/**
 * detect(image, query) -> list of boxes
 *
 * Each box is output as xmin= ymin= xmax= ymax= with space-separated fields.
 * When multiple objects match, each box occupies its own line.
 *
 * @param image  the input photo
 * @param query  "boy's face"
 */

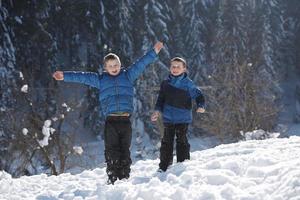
xmin=170 ymin=61 xmax=186 ymax=76
xmin=105 ymin=59 xmax=121 ymax=76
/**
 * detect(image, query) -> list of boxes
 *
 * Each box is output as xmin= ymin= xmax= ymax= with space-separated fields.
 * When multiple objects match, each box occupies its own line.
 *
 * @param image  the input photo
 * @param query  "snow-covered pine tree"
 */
xmin=0 ymin=2 xmax=18 ymax=172
xmin=283 ymin=0 xmax=300 ymax=122
xmin=134 ymin=0 xmax=171 ymax=140
xmin=2 ymin=0 xmax=95 ymax=176
xmin=200 ymin=0 xmax=278 ymax=140
xmin=259 ymin=0 xmax=285 ymax=78
xmin=180 ymin=0 xmax=212 ymax=81
xmin=283 ymin=0 xmax=300 ymax=73
xmin=2 ymin=0 xmax=300 ymax=175
xmin=179 ymin=0 xmax=218 ymax=135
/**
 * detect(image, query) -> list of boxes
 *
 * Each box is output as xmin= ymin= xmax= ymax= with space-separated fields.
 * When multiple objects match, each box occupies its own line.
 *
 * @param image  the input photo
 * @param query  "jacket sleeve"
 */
xmin=63 ymin=71 xmax=100 ymax=89
xmin=154 ymin=82 xmax=165 ymax=112
xmin=126 ymin=49 xmax=158 ymax=82
xmin=189 ymin=83 xmax=205 ymax=109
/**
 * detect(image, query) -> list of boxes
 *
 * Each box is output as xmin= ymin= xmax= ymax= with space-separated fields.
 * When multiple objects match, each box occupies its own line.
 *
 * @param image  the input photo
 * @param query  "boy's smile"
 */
xmin=170 ymin=61 xmax=186 ymax=76
xmin=105 ymin=59 xmax=121 ymax=76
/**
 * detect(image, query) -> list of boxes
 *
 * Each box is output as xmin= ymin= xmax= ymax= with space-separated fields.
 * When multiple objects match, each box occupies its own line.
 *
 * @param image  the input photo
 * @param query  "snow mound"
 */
xmin=1 ymin=136 xmax=300 ymax=200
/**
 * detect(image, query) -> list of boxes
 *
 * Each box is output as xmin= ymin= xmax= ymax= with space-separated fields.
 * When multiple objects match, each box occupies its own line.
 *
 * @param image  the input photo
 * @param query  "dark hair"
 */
xmin=103 ymin=53 xmax=120 ymax=64
xmin=170 ymin=57 xmax=187 ymax=68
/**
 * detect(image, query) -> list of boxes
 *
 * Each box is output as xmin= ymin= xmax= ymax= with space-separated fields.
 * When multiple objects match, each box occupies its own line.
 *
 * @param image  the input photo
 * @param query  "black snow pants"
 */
xmin=104 ymin=116 xmax=132 ymax=184
xmin=159 ymin=123 xmax=190 ymax=171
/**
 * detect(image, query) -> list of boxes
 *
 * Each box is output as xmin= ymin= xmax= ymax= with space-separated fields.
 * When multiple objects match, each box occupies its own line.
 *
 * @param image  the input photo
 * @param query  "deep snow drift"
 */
xmin=1 ymin=136 xmax=300 ymax=200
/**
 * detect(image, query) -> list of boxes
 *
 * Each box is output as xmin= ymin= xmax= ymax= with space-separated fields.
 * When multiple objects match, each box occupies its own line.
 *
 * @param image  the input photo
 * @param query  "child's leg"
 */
xmin=159 ymin=124 xmax=176 ymax=171
xmin=118 ymin=117 xmax=132 ymax=180
xmin=104 ymin=117 xmax=121 ymax=184
xmin=175 ymin=124 xmax=190 ymax=162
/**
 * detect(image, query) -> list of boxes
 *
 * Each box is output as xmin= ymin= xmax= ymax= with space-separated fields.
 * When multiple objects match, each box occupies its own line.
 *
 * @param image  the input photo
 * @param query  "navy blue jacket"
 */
xmin=155 ymin=73 xmax=205 ymax=124
xmin=63 ymin=49 xmax=158 ymax=118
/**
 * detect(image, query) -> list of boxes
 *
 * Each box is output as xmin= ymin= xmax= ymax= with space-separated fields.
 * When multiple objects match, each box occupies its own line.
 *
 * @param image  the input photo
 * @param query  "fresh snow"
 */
xmin=1 ymin=136 xmax=300 ymax=200
xmin=19 ymin=72 xmax=24 ymax=80
xmin=14 ymin=16 xmax=22 ymax=24
xmin=22 ymin=128 xmax=28 ymax=136
xmin=73 ymin=146 xmax=84 ymax=155
xmin=240 ymin=129 xmax=280 ymax=140
xmin=38 ymin=120 xmax=55 ymax=147
xmin=20 ymin=84 xmax=28 ymax=93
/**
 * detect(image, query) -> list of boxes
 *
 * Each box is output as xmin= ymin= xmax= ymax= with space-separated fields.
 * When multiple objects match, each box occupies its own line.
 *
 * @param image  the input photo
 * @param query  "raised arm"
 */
xmin=127 ymin=41 xmax=163 ymax=82
xmin=151 ymin=82 xmax=165 ymax=122
xmin=53 ymin=71 xmax=100 ymax=89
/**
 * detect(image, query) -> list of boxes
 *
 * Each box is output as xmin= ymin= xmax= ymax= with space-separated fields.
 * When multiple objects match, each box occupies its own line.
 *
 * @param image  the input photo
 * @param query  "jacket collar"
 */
xmin=102 ymin=67 xmax=125 ymax=77
xmin=168 ymin=72 xmax=187 ymax=80
xmin=168 ymin=73 xmax=187 ymax=86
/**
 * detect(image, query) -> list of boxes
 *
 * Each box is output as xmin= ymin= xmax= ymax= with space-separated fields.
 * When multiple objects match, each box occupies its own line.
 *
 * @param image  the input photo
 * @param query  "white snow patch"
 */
xmin=1 ymin=136 xmax=300 ymax=200
xmin=14 ymin=16 xmax=22 ymax=24
xmin=21 ymin=84 xmax=28 ymax=93
xmin=38 ymin=120 xmax=55 ymax=147
xmin=73 ymin=146 xmax=84 ymax=155
xmin=22 ymin=128 xmax=28 ymax=136
xmin=241 ymin=129 xmax=280 ymax=140
xmin=19 ymin=71 xmax=24 ymax=80
xmin=62 ymin=103 xmax=71 ymax=112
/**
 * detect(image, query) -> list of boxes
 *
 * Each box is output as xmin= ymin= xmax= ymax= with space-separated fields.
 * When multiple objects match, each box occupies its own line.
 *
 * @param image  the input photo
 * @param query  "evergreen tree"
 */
xmin=1 ymin=0 xmax=300 ymax=175
xmin=0 ymin=2 xmax=18 ymax=171
xmin=200 ymin=0 xmax=278 ymax=140
xmin=258 ymin=0 xmax=285 ymax=77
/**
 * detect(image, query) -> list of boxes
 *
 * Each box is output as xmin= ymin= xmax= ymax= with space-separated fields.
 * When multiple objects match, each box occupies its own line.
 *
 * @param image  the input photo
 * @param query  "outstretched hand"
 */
xmin=196 ymin=108 xmax=205 ymax=113
xmin=151 ymin=111 xmax=160 ymax=122
xmin=154 ymin=41 xmax=164 ymax=54
xmin=53 ymin=71 xmax=64 ymax=81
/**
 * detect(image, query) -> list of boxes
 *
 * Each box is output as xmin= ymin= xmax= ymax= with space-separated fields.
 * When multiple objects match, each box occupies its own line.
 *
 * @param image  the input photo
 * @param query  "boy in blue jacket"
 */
xmin=151 ymin=57 xmax=205 ymax=172
xmin=53 ymin=42 xmax=163 ymax=184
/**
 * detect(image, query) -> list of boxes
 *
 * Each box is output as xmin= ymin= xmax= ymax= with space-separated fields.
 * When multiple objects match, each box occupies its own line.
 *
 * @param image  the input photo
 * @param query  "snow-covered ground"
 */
xmin=65 ymin=132 xmax=220 ymax=175
xmin=1 ymin=135 xmax=300 ymax=200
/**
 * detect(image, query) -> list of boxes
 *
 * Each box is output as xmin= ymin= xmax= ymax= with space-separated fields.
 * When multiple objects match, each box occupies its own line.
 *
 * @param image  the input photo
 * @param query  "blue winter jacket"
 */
xmin=155 ymin=73 xmax=205 ymax=124
xmin=63 ymin=49 xmax=158 ymax=118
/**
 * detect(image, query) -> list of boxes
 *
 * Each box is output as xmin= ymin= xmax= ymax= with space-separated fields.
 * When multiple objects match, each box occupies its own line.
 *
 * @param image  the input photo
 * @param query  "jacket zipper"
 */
xmin=114 ymin=77 xmax=119 ymax=111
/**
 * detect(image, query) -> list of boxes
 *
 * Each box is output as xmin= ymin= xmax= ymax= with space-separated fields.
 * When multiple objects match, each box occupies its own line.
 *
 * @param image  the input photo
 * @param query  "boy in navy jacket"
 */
xmin=151 ymin=57 xmax=205 ymax=172
xmin=53 ymin=42 xmax=163 ymax=184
